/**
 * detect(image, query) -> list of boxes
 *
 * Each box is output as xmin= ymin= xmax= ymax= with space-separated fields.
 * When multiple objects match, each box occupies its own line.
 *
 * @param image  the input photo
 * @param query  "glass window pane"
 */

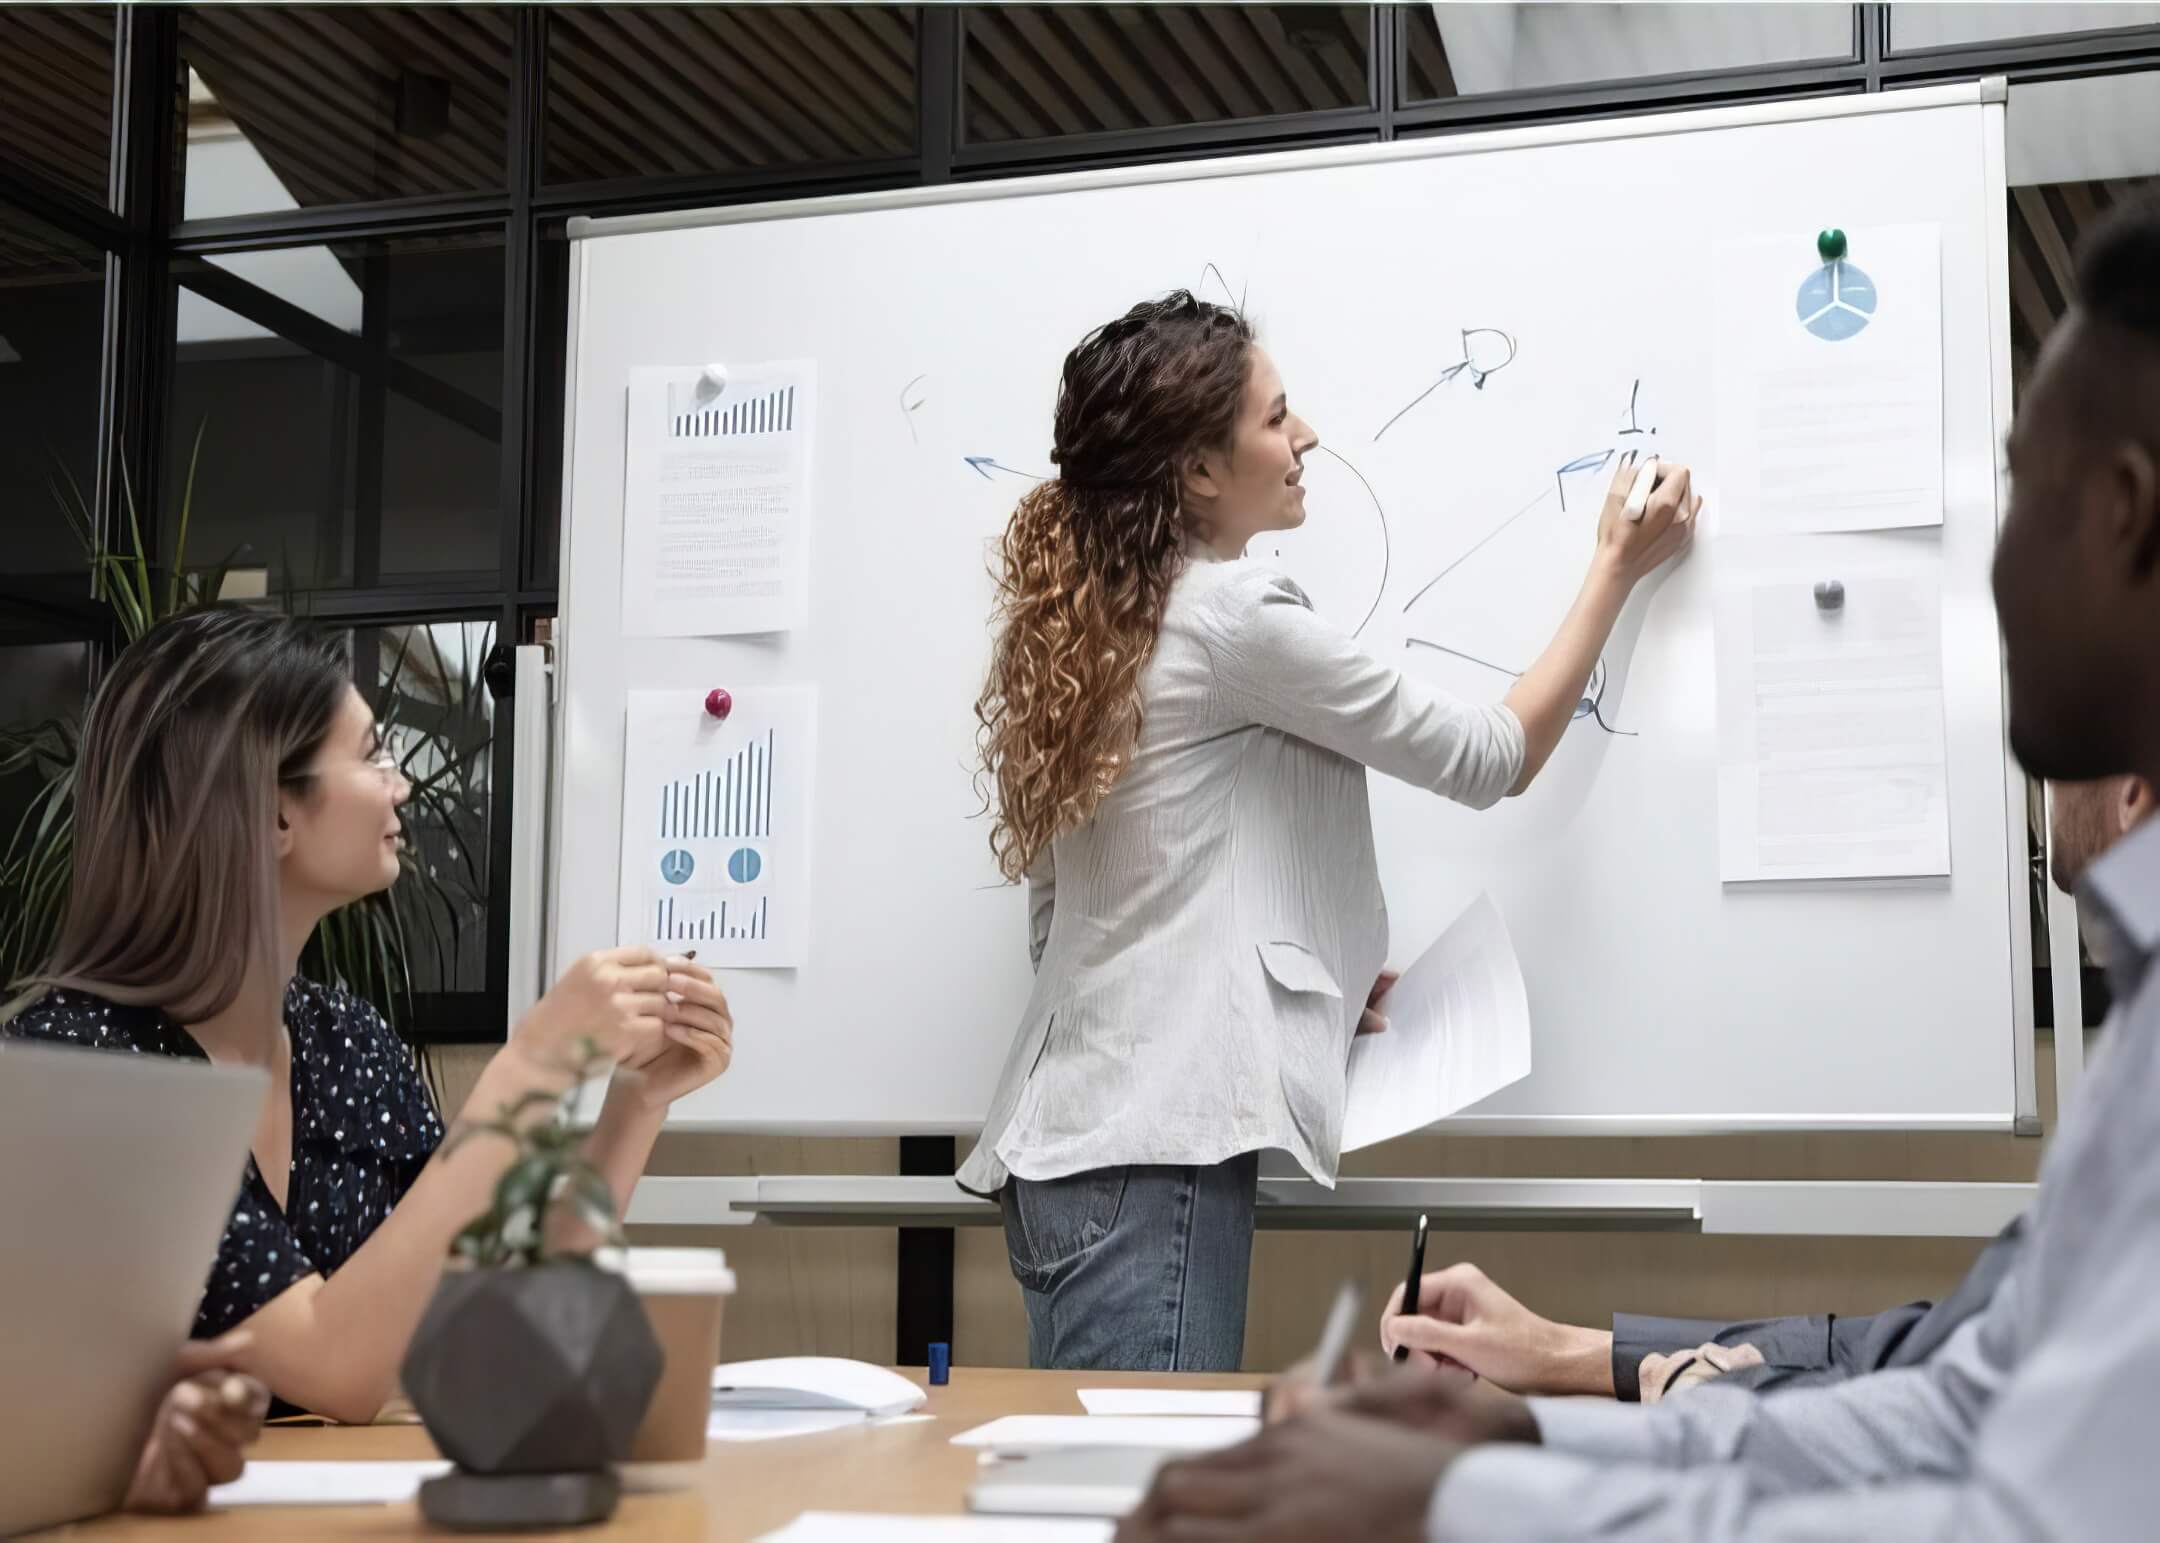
xmin=545 ymin=6 xmax=916 ymax=183
xmin=1893 ymin=4 xmax=2160 ymax=51
xmin=1402 ymin=3 xmax=1852 ymax=103
xmin=964 ymin=6 xmax=1371 ymax=145
xmin=180 ymin=6 xmax=510 ymax=216
xmin=2009 ymin=71 xmax=2160 ymax=189
xmin=361 ymin=619 xmax=496 ymax=1001
xmin=168 ymin=234 xmax=505 ymax=594
xmin=0 ymin=198 xmax=106 ymax=591
xmin=0 ymin=6 xmax=115 ymax=209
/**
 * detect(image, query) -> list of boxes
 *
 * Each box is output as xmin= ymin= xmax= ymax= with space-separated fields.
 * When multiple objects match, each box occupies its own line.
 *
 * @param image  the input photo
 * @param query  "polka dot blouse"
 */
xmin=4 ymin=979 xmax=445 ymax=1339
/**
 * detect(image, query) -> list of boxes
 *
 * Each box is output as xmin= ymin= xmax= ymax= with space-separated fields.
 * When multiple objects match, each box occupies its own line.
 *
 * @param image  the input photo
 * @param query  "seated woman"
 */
xmin=1 ymin=608 xmax=734 ymax=1423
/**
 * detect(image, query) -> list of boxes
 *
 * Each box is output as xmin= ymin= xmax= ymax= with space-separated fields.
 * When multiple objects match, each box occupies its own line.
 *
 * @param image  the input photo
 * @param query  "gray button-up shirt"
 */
xmin=1431 ymin=815 xmax=2160 ymax=1540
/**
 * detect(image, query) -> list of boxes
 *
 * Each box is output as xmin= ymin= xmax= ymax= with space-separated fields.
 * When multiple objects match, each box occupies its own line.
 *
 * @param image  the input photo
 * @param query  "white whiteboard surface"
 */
xmin=555 ymin=83 xmax=2024 ymax=1135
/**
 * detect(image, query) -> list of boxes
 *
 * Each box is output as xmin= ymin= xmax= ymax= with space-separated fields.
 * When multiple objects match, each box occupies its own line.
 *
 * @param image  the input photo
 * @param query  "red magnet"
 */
xmin=704 ymin=688 xmax=732 ymax=721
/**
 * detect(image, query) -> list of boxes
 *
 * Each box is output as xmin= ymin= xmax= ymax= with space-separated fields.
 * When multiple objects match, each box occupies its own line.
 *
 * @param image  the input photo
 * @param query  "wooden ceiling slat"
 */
xmin=967 ymin=10 xmax=1093 ymax=138
xmin=769 ymin=8 xmax=913 ymax=144
xmin=710 ymin=12 xmax=894 ymax=156
xmin=635 ymin=9 xmax=848 ymax=162
xmin=185 ymin=19 xmax=447 ymax=202
xmin=1308 ymin=8 xmax=1373 ymax=103
xmin=1244 ymin=8 xmax=1344 ymax=113
xmin=549 ymin=52 xmax=754 ymax=177
xmin=187 ymin=10 xmax=482 ymax=200
xmin=954 ymin=34 xmax=1043 ymax=144
xmin=834 ymin=4 xmax=919 ymax=94
xmin=1006 ymin=8 xmax=1144 ymax=133
xmin=640 ymin=9 xmax=860 ymax=161
xmin=1110 ymin=8 xmax=1225 ymax=124
xmin=1194 ymin=8 xmax=1308 ymax=117
xmin=552 ymin=15 xmax=802 ymax=173
xmin=1155 ymin=9 xmax=1262 ymax=121
xmin=2016 ymin=186 xmax=2081 ymax=303
xmin=4 ymin=9 xmax=116 ymax=92
xmin=273 ymin=7 xmax=496 ymax=188
xmin=1403 ymin=11 xmax=1456 ymax=101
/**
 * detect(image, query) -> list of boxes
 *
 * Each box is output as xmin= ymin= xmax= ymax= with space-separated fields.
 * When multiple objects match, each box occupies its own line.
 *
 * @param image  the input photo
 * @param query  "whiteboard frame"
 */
xmin=552 ymin=79 xmax=2033 ymax=1138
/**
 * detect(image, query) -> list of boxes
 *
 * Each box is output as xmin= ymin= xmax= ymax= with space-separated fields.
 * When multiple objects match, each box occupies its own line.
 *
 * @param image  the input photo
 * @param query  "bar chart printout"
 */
xmin=617 ymin=686 xmax=815 ymax=967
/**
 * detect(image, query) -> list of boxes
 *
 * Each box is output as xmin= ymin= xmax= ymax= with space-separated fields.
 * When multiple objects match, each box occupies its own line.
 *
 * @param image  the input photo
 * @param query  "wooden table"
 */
xmin=57 ymin=1369 xmax=1267 ymax=1541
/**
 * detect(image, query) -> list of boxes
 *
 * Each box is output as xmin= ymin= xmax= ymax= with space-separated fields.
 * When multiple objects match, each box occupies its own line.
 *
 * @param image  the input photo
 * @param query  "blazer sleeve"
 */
xmin=1200 ymin=566 xmax=1526 ymax=809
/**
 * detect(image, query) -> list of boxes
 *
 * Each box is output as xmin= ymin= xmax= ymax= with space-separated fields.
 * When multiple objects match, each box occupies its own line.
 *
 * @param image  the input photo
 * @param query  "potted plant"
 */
xmin=1 ymin=433 xmax=466 ymax=1028
xmin=401 ymin=1046 xmax=663 ymax=1530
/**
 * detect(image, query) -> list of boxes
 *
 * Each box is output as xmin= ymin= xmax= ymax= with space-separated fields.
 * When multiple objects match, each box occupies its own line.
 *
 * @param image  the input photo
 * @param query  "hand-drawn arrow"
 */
xmin=965 ymin=456 xmax=1047 ymax=481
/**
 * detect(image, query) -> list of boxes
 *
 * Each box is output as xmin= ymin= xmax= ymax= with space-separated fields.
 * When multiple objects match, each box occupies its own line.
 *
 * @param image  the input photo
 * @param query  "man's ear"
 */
xmin=2120 ymin=775 xmax=2154 ymax=835
xmin=2103 ymin=440 xmax=2160 ymax=581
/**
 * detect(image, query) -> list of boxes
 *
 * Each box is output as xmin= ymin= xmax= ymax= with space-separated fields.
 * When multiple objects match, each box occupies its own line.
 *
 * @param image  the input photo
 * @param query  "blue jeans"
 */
xmin=1000 ymin=1151 xmax=1260 ymax=1371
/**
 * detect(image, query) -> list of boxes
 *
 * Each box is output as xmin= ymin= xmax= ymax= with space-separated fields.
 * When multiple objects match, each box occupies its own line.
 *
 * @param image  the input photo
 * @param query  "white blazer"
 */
xmin=958 ymin=555 xmax=1525 ymax=1194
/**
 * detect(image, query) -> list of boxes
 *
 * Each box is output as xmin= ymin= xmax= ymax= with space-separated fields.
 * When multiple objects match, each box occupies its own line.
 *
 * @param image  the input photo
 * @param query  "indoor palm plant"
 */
xmin=0 ymin=432 xmax=471 ymax=1027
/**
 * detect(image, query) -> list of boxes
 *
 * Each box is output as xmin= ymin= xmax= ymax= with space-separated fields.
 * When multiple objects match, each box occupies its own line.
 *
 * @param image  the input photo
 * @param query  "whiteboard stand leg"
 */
xmin=2043 ymin=784 xmax=2088 ymax=1125
xmin=507 ymin=642 xmax=555 ymax=1034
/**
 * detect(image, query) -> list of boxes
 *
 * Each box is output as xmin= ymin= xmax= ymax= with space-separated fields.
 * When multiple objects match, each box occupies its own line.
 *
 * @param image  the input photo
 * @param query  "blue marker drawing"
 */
xmin=965 ymin=456 xmax=1047 ymax=481
xmin=1374 ymin=327 xmax=1518 ymax=442
xmin=1397 ymin=377 xmax=1661 ymax=736
xmin=1406 ymin=639 xmax=1631 ymax=736
xmin=660 ymin=849 xmax=695 ymax=885
xmin=900 ymin=374 xmax=928 ymax=445
xmin=1796 ymin=260 xmax=1877 ymax=341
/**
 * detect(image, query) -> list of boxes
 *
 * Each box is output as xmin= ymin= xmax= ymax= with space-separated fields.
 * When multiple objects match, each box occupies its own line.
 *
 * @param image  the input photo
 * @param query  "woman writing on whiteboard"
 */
xmin=961 ymin=292 xmax=1697 ymax=1370
xmin=1 ymin=609 xmax=736 ymax=1421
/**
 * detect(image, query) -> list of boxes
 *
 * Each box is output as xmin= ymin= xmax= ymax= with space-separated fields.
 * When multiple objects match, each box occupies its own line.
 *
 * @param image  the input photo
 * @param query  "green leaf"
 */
xmin=167 ymin=419 xmax=208 ymax=617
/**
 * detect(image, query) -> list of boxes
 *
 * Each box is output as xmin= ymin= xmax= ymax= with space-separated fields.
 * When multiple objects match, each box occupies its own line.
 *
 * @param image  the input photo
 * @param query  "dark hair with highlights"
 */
xmin=975 ymin=291 xmax=1254 ymax=881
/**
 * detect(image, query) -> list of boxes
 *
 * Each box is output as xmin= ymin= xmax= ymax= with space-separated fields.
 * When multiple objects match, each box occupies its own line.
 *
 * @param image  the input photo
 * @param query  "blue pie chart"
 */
xmin=659 ymin=849 xmax=694 ymax=885
xmin=727 ymin=847 xmax=763 ymax=884
xmin=1795 ymin=260 xmax=1877 ymax=342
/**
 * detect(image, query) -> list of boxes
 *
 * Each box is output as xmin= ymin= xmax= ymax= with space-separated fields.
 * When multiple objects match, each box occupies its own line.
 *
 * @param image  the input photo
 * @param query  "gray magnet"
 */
xmin=1814 ymin=579 xmax=1845 ymax=613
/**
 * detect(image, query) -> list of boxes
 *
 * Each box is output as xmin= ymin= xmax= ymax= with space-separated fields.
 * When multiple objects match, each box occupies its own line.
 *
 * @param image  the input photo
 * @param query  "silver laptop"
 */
xmin=0 ymin=1041 xmax=265 ymax=1535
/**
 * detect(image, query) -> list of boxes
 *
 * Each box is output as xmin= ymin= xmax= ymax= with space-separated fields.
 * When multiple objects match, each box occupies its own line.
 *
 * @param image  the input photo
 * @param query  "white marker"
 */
xmin=1622 ymin=455 xmax=1660 ymax=522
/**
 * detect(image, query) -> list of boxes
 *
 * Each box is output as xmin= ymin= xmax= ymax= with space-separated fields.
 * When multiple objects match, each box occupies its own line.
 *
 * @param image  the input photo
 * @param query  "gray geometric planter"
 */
xmin=402 ymin=1265 xmax=662 ymax=1529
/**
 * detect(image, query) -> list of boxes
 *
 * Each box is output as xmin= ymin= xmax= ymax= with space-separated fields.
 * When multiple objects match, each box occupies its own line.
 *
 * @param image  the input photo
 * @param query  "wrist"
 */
xmin=466 ymin=1040 xmax=577 ymax=1122
xmin=1548 ymin=1324 xmax=1618 ymax=1398
xmin=1584 ymin=549 xmax=1636 ymax=600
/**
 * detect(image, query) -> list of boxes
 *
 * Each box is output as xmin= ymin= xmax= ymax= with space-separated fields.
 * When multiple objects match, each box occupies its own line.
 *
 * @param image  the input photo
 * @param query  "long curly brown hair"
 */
xmin=976 ymin=291 xmax=1254 ymax=882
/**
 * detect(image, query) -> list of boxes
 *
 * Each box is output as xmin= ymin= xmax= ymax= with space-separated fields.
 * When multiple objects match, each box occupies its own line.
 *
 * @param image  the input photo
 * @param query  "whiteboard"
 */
xmin=554 ymin=83 xmax=2026 ymax=1135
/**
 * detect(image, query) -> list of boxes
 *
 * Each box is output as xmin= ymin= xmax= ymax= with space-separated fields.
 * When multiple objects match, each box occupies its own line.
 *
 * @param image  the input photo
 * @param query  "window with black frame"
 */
xmin=0 ymin=191 xmax=111 ymax=998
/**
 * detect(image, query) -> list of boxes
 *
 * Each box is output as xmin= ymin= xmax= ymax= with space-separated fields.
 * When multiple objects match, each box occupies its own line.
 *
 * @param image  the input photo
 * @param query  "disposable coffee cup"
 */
xmin=600 ymin=1247 xmax=735 ymax=1463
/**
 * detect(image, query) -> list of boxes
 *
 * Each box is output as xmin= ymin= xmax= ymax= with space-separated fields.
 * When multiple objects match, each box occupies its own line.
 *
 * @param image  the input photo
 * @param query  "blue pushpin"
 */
xmin=927 ymin=1342 xmax=951 ymax=1386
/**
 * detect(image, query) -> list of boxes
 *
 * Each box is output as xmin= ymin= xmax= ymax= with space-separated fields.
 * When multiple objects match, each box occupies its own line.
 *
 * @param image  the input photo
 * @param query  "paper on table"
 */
xmin=622 ymin=362 xmax=815 ymax=637
xmin=759 ymin=1516 xmax=1112 ymax=1542
xmin=1713 ymin=224 xmax=1943 ymax=534
xmin=1341 ymin=893 xmax=1531 ymax=1151
xmin=952 ymin=1416 xmax=1258 ymax=1454
xmin=617 ymin=686 xmax=816 ymax=968
xmin=1714 ymin=573 xmax=1950 ymax=883
xmin=209 ymin=1460 xmax=449 ymax=1507
xmin=1076 ymin=1389 xmax=1263 ymax=1418
xmin=709 ymin=1408 xmax=870 ymax=1441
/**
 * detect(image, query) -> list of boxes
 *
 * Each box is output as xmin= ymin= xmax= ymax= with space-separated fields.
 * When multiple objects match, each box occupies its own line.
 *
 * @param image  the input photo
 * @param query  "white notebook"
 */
xmin=711 ymin=1357 xmax=926 ymax=1417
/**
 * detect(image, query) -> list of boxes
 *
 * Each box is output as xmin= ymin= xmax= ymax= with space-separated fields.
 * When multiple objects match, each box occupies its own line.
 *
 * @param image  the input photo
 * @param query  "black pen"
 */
xmin=1392 ymin=1212 xmax=1429 ymax=1363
